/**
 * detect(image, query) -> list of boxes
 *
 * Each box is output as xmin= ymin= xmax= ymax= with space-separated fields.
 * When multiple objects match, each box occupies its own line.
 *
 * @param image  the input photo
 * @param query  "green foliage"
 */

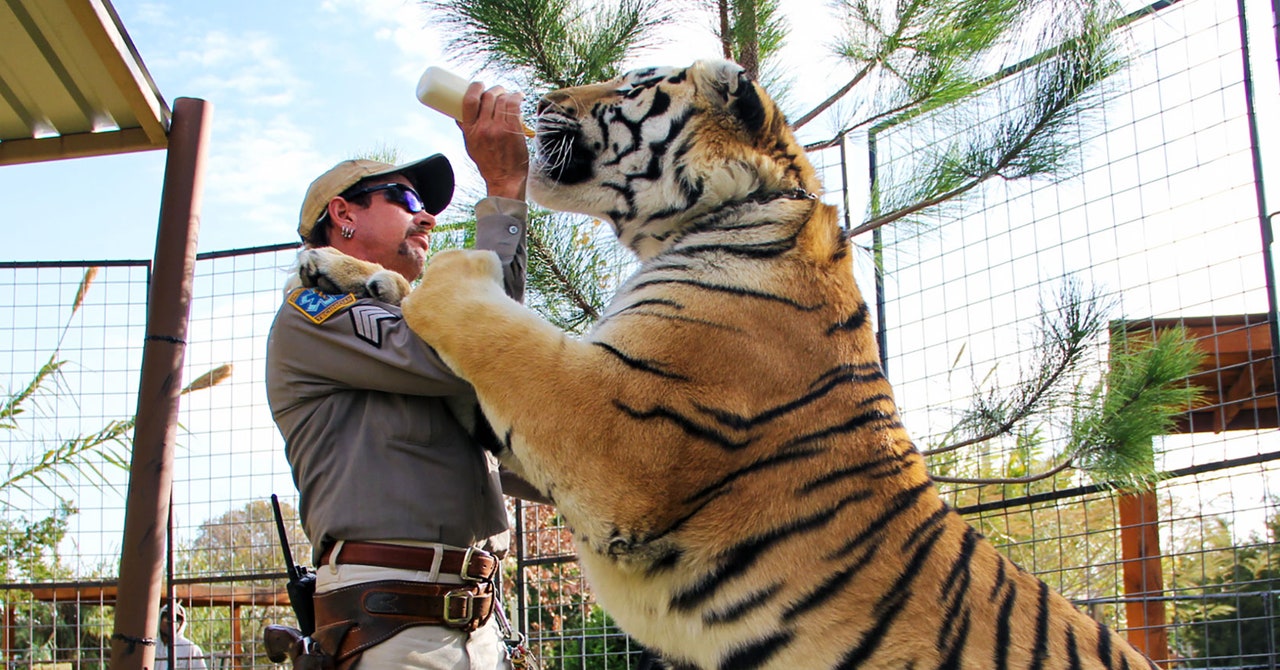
xmin=833 ymin=0 xmax=1023 ymax=110
xmin=710 ymin=0 xmax=789 ymax=84
xmin=430 ymin=207 xmax=631 ymax=331
xmin=353 ymin=144 xmax=402 ymax=165
xmin=0 ymin=357 xmax=62 ymax=429
xmin=3 ymin=269 xmax=130 ymax=507
xmin=1171 ymin=507 xmax=1280 ymax=667
xmin=864 ymin=2 xmax=1126 ymax=230
xmin=188 ymin=498 xmax=310 ymax=575
xmin=538 ymin=604 xmax=637 ymax=670
xmin=524 ymin=210 xmax=633 ymax=332
xmin=181 ymin=499 xmax=308 ymax=669
xmin=931 ymin=278 xmax=1109 ymax=459
xmin=1069 ymin=327 xmax=1206 ymax=490
xmin=7 ymin=595 xmax=113 ymax=668
xmin=426 ymin=0 xmax=666 ymax=90
xmin=1 ymin=502 xmax=114 ymax=668
xmin=928 ymin=277 xmax=1205 ymax=491
xmin=1 ymin=500 xmax=74 ymax=582
xmin=3 ymin=267 xmax=231 ymax=508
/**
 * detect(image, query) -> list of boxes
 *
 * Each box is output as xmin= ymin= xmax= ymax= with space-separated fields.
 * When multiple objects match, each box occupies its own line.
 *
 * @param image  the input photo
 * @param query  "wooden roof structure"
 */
xmin=1118 ymin=313 xmax=1278 ymax=434
xmin=0 ymin=0 xmax=169 ymax=164
xmin=2 ymin=3 xmax=215 ymax=670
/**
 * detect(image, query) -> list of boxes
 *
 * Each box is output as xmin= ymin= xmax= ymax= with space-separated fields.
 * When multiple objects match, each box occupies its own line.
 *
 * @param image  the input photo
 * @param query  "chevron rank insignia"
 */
xmin=287 ymin=287 xmax=357 ymax=324
xmin=349 ymin=304 xmax=396 ymax=347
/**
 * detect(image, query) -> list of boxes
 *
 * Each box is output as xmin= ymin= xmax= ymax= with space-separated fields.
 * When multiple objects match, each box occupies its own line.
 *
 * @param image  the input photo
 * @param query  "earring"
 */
xmin=339 ymin=226 xmax=355 ymax=239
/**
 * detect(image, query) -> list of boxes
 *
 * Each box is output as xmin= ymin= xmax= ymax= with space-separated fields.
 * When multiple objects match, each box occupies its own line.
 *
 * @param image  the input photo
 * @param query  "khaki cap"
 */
xmin=298 ymin=154 xmax=454 ymax=239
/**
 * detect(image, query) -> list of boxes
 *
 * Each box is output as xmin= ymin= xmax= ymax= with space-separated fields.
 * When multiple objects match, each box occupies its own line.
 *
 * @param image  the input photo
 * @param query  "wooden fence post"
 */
xmin=1118 ymin=489 xmax=1169 ymax=664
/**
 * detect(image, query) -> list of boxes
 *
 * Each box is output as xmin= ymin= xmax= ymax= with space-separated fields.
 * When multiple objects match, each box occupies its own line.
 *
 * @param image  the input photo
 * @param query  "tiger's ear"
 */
xmin=691 ymin=59 xmax=768 ymax=136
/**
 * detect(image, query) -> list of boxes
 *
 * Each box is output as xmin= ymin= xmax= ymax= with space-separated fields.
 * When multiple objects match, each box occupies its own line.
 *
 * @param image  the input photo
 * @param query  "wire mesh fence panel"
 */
xmin=1 ymin=262 xmax=149 ymax=669
xmin=0 ymin=246 xmax=303 ymax=670
xmin=869 ymin=0 xmax=1279 ymax=667
xmin=1 ymin=0 xmax=1278 ymax=668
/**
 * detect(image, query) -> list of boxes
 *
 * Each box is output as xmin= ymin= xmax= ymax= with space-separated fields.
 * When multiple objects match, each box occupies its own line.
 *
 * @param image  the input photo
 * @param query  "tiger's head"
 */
xmin=530 ymin=59 xmax=822 ymax=259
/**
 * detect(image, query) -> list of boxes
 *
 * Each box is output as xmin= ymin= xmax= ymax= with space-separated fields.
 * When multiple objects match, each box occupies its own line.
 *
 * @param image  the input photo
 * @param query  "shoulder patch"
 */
xmin=287 ymin=287 xmax=358 ymax=324
xmin=349 ymin=304 xmax=397 ymax=348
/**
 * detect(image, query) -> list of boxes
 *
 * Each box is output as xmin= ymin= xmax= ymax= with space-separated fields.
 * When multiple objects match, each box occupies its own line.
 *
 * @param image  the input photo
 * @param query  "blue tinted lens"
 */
xmin=397 ymin=187 xmax=425 ymax=214
xmin=349 ymin=183 xmax=426 ymax=214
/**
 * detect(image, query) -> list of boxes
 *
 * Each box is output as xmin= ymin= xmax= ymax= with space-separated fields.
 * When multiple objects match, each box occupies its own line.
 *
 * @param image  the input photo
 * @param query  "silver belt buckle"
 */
xmin=443 ymin=588 xmax=474 ymax=625
xmin=458 ymin=546 xmax=478 ymax=581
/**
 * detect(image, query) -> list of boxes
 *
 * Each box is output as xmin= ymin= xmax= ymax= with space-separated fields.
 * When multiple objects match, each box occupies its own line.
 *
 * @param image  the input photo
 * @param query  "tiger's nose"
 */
xmin=537 ymin=92 xmax=575 ymax=116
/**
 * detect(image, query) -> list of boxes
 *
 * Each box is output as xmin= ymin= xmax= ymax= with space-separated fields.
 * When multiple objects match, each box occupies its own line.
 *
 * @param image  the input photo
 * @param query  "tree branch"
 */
xmin=932 ymin=457 xmax=1074 ymax=485
xmin=528 ymin=228 xmax=601 ymax=323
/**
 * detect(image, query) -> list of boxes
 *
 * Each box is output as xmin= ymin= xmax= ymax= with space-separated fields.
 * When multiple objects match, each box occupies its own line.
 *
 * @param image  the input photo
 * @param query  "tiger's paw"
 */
xmin=415 ymin=249 xmax=504 ymax=301
xmin=298 ymin=248 xmax=411 ymax=305
xmin=403 ymin=249 xmax=504 ymax=338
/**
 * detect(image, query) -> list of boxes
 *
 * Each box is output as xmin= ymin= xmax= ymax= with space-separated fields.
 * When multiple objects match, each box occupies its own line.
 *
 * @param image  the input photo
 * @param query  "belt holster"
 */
xmin=311 ymin=579 xmax=496 ymax=670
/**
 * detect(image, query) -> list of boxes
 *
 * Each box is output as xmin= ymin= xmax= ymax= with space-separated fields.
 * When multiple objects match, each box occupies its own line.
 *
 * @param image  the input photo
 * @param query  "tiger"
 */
xmin=301 ymin=59 xmax=1157 ymax=670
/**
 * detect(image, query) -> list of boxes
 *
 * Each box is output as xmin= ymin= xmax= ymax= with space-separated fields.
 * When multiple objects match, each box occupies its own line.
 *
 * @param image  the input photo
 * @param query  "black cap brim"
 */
xmin=380 ymin=154 xmax=454 ymax=215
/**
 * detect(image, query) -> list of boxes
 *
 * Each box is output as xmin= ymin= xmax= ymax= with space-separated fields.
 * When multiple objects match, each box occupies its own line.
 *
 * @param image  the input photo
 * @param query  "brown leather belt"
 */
xmin=311 ymin=579 xmax=496 ymax=669
xmin=318 ymin=541 xmax=498 ymax=581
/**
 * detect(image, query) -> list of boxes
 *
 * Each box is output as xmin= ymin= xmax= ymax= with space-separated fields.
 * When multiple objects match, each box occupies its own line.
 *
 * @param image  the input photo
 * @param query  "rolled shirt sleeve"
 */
xmin=475 ymin=195 xmax=527 ymax=304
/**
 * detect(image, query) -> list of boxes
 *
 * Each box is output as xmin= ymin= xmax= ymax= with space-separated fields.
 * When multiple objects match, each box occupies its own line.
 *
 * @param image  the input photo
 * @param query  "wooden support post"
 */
xmin=109 ymin=97 xmax=211 ymax=670
xmin=1118 ymin=489 xmax=1169 ymax=665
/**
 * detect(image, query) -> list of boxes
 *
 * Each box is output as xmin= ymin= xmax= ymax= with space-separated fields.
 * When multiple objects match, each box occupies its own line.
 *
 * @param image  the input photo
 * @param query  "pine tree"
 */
xmin=421 ymin=0 xmax=1203 ymax=487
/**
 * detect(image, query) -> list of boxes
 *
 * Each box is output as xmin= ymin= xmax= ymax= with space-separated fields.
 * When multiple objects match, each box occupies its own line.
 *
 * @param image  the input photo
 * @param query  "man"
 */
xmin=266 ymin=82 xmax=533 ymax=670
xmin=156 ymin=603 xmax=208 ymax=670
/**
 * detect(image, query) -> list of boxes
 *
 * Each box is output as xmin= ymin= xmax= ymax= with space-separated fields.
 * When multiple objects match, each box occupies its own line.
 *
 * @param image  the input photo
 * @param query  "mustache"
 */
xmin=406 ymin=224 xmax=433 ymax=238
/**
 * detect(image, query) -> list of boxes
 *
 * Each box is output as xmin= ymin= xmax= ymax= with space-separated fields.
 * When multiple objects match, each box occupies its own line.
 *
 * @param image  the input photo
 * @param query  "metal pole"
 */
xmin=514 ymin=499 xmax=527 ymax=636
xmin=109 ymin=96 xmax=211 ymax=670
xmin=1237 ymin=0 xmax=1280 ymax=410
xmin=866 ymin=131 xmax=890 ymax=376
xmin=1273 ymin=0 xmax=1279 ymax=86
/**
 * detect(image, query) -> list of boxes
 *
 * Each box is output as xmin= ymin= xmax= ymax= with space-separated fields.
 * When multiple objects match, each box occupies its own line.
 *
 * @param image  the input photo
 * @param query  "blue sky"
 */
xmin=2 ymin=0 xmax=1274 ymax=263
xmin=1 ymin=0 xmax=840 ymax=263
xmin=3 ymin=0 xmax=544 ymax=261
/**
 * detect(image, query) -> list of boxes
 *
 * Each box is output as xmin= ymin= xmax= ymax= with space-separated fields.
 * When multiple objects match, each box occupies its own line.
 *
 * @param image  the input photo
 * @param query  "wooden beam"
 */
xmin=231 ymin=605 xmax=242 ymax=670
xmin=0 ymin=127 xmax=163 ymax=165
xmin=1214 ymin=360 xmax=1268 ymax=432
xmin=25 ymin=582 xmax=289 ymax=608
xmin=64 ymin=0 xmax=169 ymax=145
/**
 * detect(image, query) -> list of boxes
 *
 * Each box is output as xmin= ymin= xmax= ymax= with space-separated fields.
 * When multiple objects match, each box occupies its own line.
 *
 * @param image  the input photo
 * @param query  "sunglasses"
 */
xmin=344 ymin=182 xmax=426 ymax=215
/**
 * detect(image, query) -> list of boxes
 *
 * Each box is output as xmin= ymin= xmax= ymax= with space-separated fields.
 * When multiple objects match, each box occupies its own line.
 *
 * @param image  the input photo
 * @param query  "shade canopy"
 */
xmin=0 ymin=0 xmax=169 ymax=166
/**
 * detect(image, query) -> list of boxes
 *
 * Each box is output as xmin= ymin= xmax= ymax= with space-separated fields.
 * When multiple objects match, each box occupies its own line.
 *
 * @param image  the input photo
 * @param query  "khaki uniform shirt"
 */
xmin=266 ymin=197 xmax=528 ymax=563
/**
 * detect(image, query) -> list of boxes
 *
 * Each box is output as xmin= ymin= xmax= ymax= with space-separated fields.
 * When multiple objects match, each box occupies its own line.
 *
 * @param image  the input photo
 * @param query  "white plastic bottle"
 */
xmin=416 ymin=66 xmax=535 ymax=137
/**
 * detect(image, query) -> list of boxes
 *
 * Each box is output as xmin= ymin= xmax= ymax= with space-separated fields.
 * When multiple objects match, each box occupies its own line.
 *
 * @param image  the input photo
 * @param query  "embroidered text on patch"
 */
xmin=350 ymin=304 xmax=396 ymax=347
xmin=287 ymin=288 xmax=357 ymax=324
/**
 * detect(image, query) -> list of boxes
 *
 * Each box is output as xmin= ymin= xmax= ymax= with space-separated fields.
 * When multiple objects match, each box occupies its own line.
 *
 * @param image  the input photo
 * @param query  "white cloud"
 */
xmin=172 ymin=32 xmax=303 ymax=107
xmin=321 ymin=0 xmax=469 ymax=86
xmin=202 ymin=113 xmax=330 ymax=239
